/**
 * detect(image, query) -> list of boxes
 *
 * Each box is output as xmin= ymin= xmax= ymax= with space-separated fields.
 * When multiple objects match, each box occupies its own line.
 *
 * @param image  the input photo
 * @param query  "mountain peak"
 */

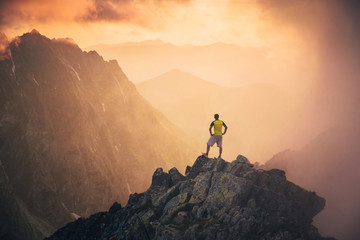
xmin=164 ymin=68 xmax=201 ymax=78
xmin=0 ymin=31 xmax=198 ymax=240
xmin=30 ymin=29 xmax=40 ymax=35
xmin=20 ymin=29 xmax=46 ymax=40
xmin=168 ymin=68 xmax=185 ymax=74
xmin=47 ymin=155 xmax=331 ymax=240
xmin=12 ymin=30 xmax=79 ymax=50
xmin=138 ymin=69 xmax=221 ymax=89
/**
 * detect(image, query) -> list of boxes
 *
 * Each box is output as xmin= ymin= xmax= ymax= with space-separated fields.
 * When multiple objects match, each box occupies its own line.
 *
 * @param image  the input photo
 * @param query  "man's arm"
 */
xmin=222 ymin=123 xmax=228 ymax=135
xmin=209 ymin=122 xmax=214 ymax=136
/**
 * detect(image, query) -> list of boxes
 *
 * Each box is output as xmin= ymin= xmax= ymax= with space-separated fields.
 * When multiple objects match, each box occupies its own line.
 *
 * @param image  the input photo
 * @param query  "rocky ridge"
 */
xmin=47 ymin=155 xmax=333 ymax=240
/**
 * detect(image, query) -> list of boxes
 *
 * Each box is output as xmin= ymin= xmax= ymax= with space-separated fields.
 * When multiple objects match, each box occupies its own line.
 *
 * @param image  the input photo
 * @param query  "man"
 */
xmin=204 ymin=114 xmax=228 ymax=158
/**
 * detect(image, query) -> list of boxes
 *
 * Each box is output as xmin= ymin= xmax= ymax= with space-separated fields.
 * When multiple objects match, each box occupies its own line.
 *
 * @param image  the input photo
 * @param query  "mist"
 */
xmin=96 ymin=1 xmax=360 ymax=238
xmin=255 ymin=0 xmax=360 ymax=124
xmin=255 ymin=1 xmax=360 ymax=239
xmin=89 ymin=37 xmax=322 ymax=163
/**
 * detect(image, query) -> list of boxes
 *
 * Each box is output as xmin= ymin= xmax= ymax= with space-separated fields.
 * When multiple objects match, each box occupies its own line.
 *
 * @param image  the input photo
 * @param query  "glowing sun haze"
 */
xmin=0 ymin=0 xmax=299 ymax=48
xmin=2 ymin=2 xmax=360 ymax=238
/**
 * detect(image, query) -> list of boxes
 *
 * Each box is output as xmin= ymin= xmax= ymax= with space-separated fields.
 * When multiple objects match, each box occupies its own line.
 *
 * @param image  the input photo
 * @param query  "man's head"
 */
xmin=214 ymin=114 xmax=219 ymax=120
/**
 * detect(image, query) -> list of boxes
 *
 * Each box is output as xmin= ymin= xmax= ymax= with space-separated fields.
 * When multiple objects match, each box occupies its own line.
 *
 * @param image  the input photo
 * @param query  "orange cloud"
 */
xmin=52 ymin=37 xmax=79 ymax=47
xmin=0 ymin=0 xmax=87 ymax=29
xmin=0 ymin=0 xmax=195 ymax=30
xmin=81 ymin=0 xmax=135 ymax=22
xmin=0 ymin=32 xmax=10 ymax=60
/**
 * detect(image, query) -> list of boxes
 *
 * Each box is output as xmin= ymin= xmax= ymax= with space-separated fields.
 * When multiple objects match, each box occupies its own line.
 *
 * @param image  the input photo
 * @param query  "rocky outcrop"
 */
xmin=0 ymin=30 xmax=198 ymax=239
xmin=47 ymin=155 xmax=333 ymax=240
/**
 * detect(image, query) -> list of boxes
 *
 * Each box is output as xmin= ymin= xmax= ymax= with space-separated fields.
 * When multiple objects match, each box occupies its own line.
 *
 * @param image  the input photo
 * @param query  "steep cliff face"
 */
xmin=0 ymin=30 xmax=198 ymax=239
xmin=47 ymin=155 xmax=333 ymax=240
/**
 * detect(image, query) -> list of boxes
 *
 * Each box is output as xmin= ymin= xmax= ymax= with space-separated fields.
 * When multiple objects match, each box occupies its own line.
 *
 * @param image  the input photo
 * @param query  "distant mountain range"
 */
xmin=0 ymin=30 xmax=198 ymax=240
xmin=84 ymin=40 xmax=311 ymax=88
xmin=136 ymin=69 xmax=310 ymax=162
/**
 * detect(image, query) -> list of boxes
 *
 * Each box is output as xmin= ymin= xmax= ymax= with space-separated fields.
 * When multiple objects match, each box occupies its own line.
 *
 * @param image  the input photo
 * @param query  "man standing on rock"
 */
xmin=203 ymin=114 xmax=228 ymax=158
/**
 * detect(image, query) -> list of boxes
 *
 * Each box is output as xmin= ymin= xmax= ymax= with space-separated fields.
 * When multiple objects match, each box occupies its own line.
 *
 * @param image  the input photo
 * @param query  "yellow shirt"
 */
xmin=211 ymin=120 xmax=226 ymax=135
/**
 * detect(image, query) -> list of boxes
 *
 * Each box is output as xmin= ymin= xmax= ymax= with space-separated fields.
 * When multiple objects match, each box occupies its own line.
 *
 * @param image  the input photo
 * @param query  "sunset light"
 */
xmin=1 ymin=1 xmax=360 ymax=240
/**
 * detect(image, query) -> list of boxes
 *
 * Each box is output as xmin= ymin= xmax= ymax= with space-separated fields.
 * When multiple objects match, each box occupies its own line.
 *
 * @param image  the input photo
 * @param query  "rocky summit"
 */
xmin=47 ymin=155 xmax=333 ymax=240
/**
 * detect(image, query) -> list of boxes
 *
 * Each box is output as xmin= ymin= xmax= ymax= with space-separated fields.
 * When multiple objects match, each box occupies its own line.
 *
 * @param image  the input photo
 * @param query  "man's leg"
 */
xmin=205 ymin=136 xmax=216 ymax=157
xmin=218 ymin=147 xmax=222 ymax=158
xmin=217 ymin=135 xmax=223 ymax=158
xmin=206 ymin=144 xmax=210 ymax=156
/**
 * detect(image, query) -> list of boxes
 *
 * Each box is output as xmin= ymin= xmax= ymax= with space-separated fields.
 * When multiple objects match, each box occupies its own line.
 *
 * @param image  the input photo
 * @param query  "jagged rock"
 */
xmin=151 ymin=168 xmax=173 ymax=188
xmin=168 ymin=167 xmax=185 ymax=185
xmin=47 ymin=155 xmax=334 ymax=240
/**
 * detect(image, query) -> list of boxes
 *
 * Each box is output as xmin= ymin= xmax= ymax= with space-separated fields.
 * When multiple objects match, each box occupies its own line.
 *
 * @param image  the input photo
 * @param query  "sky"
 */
xmin=0 ymin=0 xmax=305 ymax=48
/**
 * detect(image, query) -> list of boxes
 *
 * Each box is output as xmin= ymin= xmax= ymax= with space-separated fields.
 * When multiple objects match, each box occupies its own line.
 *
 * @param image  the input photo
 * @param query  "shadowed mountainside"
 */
xmin=0 ymin=30 xmax=198 ymax=239
xmin=0 ymin=160 xmax=46 ymax=240
xmin=47 ymin=155 xmax=334 ymax=240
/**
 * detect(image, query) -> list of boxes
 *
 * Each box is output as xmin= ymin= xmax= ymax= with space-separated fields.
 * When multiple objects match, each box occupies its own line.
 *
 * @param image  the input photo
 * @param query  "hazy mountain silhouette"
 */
xmin=136 ymin=69 xmax=303 ymax=162
xmin=0 ymin=30 xmax=198 ymax=240
xmin=263 ymin=125 xmax=360 ymax=240
xmin=85 ymin=40 xmax=306 ymax=88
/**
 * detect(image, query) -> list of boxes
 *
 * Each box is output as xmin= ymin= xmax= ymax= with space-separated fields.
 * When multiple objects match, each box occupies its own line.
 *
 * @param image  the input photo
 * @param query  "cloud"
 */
xmin=0 ymin=0 xmax=196 ymax=31
xmin=0 ymin=32 xmax=10 ymax=60
xmin=250 ymin=0 xmax=360 ymax=43
xmin=80 ymin=0 xmax=135 ymax=22
xmin=250 ymin=1 xmax=360 ymax=98
xmin=0 ymin=0 xmax=87 ymax=30
xmin=52 ymin=37 xmax=79 ymax=47
xmin=249 ymin=2 xmax=360 ymax=238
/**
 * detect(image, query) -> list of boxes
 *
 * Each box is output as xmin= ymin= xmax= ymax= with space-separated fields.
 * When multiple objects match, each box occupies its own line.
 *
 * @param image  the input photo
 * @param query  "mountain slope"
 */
xmin=47 ymin=155 xmax=333 ymax=240
xmin=0 ymin=30 xmax=198 ymax=239
xmin=0 ymin=160 xmax=46 ymax=240
xmin=263 ymin=125 xmax=360 ymax=240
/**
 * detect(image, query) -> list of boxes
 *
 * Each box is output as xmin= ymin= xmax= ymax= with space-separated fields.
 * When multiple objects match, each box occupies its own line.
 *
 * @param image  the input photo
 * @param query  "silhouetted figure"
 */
xmin=204 ymin=114 xmax=227 ymax=158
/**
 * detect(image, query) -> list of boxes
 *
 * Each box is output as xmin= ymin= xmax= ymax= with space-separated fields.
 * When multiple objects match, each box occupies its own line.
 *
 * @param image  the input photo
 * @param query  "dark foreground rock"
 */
xmin=47 ymin=155 xmax=334 ymax=240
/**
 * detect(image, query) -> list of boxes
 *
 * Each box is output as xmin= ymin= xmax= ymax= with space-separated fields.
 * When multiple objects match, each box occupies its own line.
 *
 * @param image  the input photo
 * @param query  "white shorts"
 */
xmin=207 ymin=135 xmax=223 ymax=147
